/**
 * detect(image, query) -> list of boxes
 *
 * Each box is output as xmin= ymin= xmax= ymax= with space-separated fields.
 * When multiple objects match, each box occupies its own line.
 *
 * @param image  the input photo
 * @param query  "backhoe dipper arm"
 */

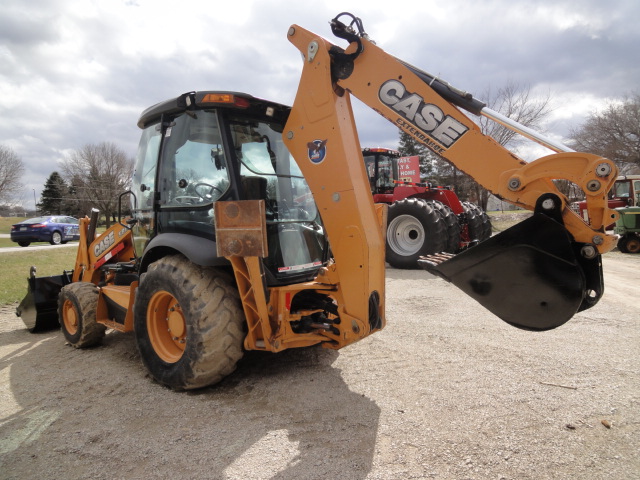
xmin=284 ymin=28 xmax=387 ymax=334
xmin=284 ymin=15 xmax=617 ymax=331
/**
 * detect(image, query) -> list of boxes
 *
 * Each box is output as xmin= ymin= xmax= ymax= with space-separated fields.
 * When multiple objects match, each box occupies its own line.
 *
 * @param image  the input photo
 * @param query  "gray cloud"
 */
xmin=1 ymin=0 xmax=638 ymax=204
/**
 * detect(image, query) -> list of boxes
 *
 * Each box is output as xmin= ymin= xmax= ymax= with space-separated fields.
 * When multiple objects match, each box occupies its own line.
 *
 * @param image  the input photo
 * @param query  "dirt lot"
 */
xmin=1 ymin=252 xmax=638 ymax=480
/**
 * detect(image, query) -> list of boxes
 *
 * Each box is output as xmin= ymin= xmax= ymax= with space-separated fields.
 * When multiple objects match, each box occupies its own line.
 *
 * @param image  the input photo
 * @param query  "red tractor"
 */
xmin=363 ymin=147 xmax=491 ymax=268
xmin=572 ymin=175 xmax=640 ymax=229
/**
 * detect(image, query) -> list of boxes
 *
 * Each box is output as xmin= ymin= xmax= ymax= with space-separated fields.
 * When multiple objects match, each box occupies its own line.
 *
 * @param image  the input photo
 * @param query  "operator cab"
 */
xmin=132 ymin=91 xmax=329 ymax=285
xmin=362 ymin=147 xmax=400 ymax=195
xmin=609 ymin=175 xmax=640 ymax=206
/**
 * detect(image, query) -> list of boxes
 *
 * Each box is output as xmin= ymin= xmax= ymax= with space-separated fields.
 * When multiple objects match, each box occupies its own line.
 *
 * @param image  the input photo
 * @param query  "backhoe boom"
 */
xmin=284 ymin=14 xmax=618 ymax=330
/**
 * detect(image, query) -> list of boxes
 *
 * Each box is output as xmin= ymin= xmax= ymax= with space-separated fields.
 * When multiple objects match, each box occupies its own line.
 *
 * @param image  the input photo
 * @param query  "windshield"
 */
xmin=614 ymin=180 xmax=631 ymax=198
xmin=17 ymin=217 xmax=50 ymax=224
xmin=228 ymin=115 xmax=318 ymax=223
xmin=228 ymin=114 xmax=326 ymax=279
xmin=363 ymin=153 xmax=396 ymax=193
xmin=160 ymin=111 xmax=230 ymax=207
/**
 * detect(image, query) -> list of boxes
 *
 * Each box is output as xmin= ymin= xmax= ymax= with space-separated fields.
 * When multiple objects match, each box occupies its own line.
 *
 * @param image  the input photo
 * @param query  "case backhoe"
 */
xmin=16 ymin=13 xmax=618 ymax=390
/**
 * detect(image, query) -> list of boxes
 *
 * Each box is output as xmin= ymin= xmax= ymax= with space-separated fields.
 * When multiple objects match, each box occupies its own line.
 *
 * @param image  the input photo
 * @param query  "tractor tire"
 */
xmin=480 ymin=212 xmax=492 ymax=240
xmin=619 ymin=234 xmax=640 ymax=254
xmin=463 ymin=202 xmax=491 ymax=243
xmin=470 ymin=203 xmax=492 ymax=241
xmin=50 ymin=231 xmax=63 ymax=245
xmin=386 ymin=198 xmax=446 ymax=269
xmin=617 ymin=236 xmax=629 ymax=253
xmin=58 ymin=282 xmax=106 ymax=348
xmin=133 ymin=254 xmax=245 ymax=390
xmin=428 ymin=200 xmax=461 ymax=253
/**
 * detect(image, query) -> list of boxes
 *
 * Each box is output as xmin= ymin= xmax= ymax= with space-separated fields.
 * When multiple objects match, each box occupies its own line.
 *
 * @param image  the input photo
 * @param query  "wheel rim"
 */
xmin=147 ymin=291 xmax=186 ymax=363
xmin=627 ymin=237 xmax=640 ymax=253
xmin=52 ymin=232 xmax=62 ymax=244
xmin=62 ymin=299 xmax=79 ymax=335
xmin=387 ymin=214 xmax=425 ymax=256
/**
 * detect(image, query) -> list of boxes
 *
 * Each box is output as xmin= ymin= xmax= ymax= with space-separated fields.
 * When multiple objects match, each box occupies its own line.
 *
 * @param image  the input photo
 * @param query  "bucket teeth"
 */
xmin=418 ymin=252 xmax=454 ymax=268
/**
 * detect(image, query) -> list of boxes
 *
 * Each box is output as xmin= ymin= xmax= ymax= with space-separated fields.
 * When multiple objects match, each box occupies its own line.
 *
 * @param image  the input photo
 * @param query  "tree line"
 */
xmin=0 ymin=142 xmax=134 ymax=228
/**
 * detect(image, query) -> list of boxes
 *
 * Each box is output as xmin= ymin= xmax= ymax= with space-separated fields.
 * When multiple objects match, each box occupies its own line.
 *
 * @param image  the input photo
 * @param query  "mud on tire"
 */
xmin=58 ymin=282 xmax=106 ymax=348
xmin=133 ymin=255 xmax=245 ymax=390
xmin=386 ymin=198 xmax=446 ymax=269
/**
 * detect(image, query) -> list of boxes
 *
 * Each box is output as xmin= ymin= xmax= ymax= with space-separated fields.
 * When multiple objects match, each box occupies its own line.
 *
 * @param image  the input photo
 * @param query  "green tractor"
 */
xmin=615 ymin=206 xmax=640 ymax=253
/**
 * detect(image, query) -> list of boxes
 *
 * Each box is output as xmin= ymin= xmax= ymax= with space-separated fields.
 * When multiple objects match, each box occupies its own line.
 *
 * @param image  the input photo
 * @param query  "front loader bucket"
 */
xmin=418 ymin=214 xmax=602 ymax=331
xmin=15 ymin=268 xmax=72 ymax=332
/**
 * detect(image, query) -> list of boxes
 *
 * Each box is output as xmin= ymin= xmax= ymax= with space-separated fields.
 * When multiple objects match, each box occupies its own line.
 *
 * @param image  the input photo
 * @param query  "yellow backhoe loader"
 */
xmin=16 ymin=13 xmax=618 ymax=390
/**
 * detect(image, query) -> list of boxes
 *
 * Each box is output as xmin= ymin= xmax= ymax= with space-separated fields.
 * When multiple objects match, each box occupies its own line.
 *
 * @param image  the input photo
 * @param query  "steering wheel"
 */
xmin=173 ymin=196 xmax=200 ymax=205
xmin=194 ymin=182 xmax=224 ymax=201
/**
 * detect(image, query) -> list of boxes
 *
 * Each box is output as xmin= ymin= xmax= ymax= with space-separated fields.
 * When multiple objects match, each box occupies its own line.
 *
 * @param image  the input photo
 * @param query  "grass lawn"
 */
xmin=0 ymin=248 xmax=77 ymax=306
xmin=0 ymin=216 xmax=23 ymax=234
xmin=1 ymin=217 xmax=80 ymax=305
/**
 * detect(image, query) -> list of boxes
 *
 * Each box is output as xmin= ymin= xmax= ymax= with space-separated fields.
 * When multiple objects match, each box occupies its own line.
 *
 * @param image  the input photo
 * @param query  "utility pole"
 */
xmin=33 ymin=189 xmax=37 ymax=215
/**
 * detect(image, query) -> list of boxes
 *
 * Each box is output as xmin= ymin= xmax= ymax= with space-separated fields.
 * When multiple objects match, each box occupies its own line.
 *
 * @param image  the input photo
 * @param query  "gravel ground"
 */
xmin=0 ymin=251 xmax=638 ymax=480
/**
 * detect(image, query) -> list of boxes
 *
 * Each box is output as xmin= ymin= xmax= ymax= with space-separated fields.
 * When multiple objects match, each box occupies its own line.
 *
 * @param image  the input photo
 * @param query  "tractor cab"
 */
xmin=362 ymin=147 xmax=401 ymax=195
xmin=131 ymin=91 xmax=329 ymax=285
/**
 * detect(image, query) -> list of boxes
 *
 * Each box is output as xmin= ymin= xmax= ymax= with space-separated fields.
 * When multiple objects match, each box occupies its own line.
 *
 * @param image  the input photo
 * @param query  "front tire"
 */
xmin=58 ymin=282 xmax=106 ymax=347
xmin=18 ymin=241 xmax=30 ymax=247
xmin=50 ymin=231 xmax=62 ymax=245
xmin=133 ymin=255 xmax=245 ymax=390
xmin=386 ymin=198 xmax=446 ymax=269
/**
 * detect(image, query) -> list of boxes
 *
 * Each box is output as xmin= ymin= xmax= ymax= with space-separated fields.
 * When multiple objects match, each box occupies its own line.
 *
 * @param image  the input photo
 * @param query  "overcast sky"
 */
xmin=1 ymin=0 xmax=638 ymax=207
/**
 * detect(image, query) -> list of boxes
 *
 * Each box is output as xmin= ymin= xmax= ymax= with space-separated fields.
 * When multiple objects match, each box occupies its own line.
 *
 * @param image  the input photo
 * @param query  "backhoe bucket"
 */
xmin=15 ymin=268 xmax=71 ymax=332
xmin=418 ymin=214 xmax=602 ymax=331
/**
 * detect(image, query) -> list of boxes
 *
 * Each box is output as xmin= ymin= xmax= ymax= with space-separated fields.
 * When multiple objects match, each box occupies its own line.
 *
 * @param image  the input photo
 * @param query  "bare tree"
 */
xmin=469 ymin=82 xmax=553 ymax=209
xmin=569 ymin=93 xmax=640 ymax=174
xmin=398 ymin=82 xmax=553 ymax=209
xmin=0 ymin=145 xmax=25 ymax=203
xmin=61 ymin=142 xmax=134 ymax=227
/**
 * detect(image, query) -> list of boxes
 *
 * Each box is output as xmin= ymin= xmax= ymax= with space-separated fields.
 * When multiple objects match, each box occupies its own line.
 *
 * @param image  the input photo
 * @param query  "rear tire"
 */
xmin=463 ymin=202 xmax=491 ymax=243
xmin=479 ymin=211 xmax=492 ymax=240
xmin=58 ymin=282 xmax=106 ymax=347
xmin=133 ymin=255 xmax=245 ymax=390
xmin=428 ymin=200 xmax=461 ymax=253
xmin=386 ymin=198 xmax=446 ymax=269
xmin=18 ymin=241 xmax=30 ymax=247
xmin=619 ymin=234 xmax=640 ymax=254
xmin=617 ymin=236 xmax=629 ymax=253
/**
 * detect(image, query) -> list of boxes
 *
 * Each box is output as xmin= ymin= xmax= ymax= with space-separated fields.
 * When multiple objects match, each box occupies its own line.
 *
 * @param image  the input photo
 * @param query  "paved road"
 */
xmin=0 ymin=236 xmax=78 ymax=254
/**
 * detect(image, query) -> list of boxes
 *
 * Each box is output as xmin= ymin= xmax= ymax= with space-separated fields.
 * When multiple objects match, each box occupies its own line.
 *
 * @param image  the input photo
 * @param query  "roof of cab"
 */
xmin=137 ymin=91 xmax=291 ymax=129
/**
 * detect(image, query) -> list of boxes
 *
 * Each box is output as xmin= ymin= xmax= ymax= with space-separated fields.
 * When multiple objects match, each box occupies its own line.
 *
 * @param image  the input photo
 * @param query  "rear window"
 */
xmin=17 ymin=217 xmax=50 ymax=224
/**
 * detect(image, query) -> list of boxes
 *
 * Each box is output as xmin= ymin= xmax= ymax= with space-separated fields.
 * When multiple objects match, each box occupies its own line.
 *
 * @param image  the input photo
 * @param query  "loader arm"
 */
xmin=284 ymin=14 xmax=618 ymax=330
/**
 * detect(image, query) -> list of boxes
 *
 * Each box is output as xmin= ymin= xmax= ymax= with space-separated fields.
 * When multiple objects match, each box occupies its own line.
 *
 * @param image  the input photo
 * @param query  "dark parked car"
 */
xmin=10 ymin=216 xmax=80 ymax=247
